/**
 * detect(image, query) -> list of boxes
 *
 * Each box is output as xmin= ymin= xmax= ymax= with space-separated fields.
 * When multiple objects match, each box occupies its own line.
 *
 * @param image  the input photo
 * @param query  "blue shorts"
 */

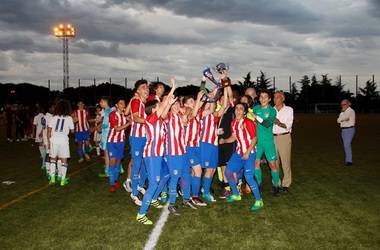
xmin=107 ymin=142 xmax=125 ymax=160
xmin=166 ymin=155 xmax=185 ymax=177
xmin=100 ymin=128 xmax=109 ymax=150
xmin=186 ymin=146 xmax=201 ymax=167
xmin=200 ymin=142 xmax=219 ymax=169
xmin=129 ymin=136 xmax=146 ymax=160
xmin=75 ymin=131 xmax=89 ymax=142
xmin=227 ymin=152 xmax=256 ymax=173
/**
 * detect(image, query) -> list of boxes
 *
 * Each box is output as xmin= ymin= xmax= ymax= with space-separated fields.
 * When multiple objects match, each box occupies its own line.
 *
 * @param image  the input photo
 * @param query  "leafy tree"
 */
xmin=311 ymin=74 xmax=318 ymax=86
xmin=360 ymin=79 xmax=379 ymax=98
xmin=256 ymin=70 xmax=271 ymax=90
xmin=238 ymin=72 xmax=256 ymax=90
xmin=320 ymin=74 xmax=332 ymax=86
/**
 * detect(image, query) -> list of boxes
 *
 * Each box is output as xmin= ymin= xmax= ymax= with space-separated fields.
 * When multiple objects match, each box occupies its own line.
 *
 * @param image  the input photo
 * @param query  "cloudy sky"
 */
xmin=1 ymin=0 xmax=380 ymax=91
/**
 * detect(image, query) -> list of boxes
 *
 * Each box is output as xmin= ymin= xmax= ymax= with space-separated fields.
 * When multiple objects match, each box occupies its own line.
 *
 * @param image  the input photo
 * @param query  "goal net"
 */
xmin=314 ymin=103 xmax=340 ymax=113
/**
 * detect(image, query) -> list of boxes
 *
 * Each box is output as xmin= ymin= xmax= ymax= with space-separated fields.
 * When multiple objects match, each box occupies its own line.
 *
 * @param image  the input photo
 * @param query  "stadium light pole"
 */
xmin=53 ymin=23 xmax=76 ymax=90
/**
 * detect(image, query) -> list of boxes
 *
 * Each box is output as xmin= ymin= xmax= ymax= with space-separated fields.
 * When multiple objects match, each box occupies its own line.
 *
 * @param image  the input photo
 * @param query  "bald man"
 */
xmin=273 ymin=91 xmax=294 ymax=192
xmin=337 ymin=99 xmax=355 ymax=166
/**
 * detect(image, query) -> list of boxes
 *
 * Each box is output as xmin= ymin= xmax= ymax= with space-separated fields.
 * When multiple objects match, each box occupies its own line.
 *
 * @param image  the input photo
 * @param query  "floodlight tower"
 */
xmin=53 ymin=24 xmax=76 ymax=89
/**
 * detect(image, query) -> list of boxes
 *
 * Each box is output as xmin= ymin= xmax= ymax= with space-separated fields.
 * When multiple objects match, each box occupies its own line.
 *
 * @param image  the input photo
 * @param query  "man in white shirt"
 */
xmin=273 ymin=91 xmax=294 ymax=192
xmin=337 ymin=99 xmax=355 ymax=166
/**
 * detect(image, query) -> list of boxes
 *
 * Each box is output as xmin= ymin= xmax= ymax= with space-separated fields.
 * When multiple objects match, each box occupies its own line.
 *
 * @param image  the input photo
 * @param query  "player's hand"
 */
xmin=170 ymin=77 xmax=176 ymax=88
xmin=169 ymin=96 xmax=177 ymax=105
xmin=242 ymin=152 xmax=249 ymax=160
xmin=219 ymin=138 xmax=225 ymax=144
xmin=197 ymin=91 xmax=204 ymax=100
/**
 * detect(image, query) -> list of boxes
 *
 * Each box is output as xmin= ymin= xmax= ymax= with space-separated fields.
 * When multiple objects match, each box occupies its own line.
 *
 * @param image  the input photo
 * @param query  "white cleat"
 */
xmin=130 ymin=193 xmax=142 ymax=206
xmin=137 ymin=186 xmax=146 ymax=195
xmin=123 ymin=180 xmax=132 ymax=193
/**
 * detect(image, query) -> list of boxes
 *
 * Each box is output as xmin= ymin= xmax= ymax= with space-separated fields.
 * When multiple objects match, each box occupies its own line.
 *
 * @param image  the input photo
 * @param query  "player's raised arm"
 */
xmin=190 ymin=91 xmax=204 ymax=119
xmin=158 ymin=77 xmax=176 ymax=119
xmin=215 ymin=87 xmax=228 ymax=118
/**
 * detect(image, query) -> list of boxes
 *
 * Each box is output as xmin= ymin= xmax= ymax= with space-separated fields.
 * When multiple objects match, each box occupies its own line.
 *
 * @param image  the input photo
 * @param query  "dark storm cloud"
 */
xmin=0 ymin=0 xmax=204 ymax=47
xmin=104 ymin=0 xmax=322 ymax=33
xmin=0 ymin=35 xmax=36 ymax=52
xmin=369 ymin=0 xmax=380 ymax=18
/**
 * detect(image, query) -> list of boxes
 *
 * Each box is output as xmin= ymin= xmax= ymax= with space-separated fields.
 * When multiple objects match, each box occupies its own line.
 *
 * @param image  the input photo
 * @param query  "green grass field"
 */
xmin=1 ymin=114 xmax=379 ymax=249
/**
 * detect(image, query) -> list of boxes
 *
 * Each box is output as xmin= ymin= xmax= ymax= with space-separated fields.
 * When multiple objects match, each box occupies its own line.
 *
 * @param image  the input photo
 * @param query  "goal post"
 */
xmin=314 ymin=103 xmax=340 ymax=113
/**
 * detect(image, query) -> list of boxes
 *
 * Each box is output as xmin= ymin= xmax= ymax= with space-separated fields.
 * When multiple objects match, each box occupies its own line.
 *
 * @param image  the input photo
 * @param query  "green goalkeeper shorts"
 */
xmin=256 ymin=142 xmax=277 ymax=162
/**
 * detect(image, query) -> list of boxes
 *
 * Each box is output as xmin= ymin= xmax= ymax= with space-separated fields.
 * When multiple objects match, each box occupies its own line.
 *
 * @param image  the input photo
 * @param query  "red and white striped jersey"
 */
xmin=166 ymin=113 xmax=186 ymax=156
xmin=129 ymin=99 xmax=146 ymax=137
xmin=143 ymin=112 xmax=166 ymax=157
xmin=185 ymin=112 xmax=202 ymax=147
xmin=231 ymin=118 xmax=256 ymax=155
xmin=73 ymin=110 xmax=89 ymax=132
xmin=200 ymin=113 xmax=220 ymax=146
xmin=107 ymin=111 xmax=128 ymax=143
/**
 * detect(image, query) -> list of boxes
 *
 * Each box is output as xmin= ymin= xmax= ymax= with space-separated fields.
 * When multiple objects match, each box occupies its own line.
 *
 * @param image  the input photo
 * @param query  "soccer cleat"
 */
xmin=219 ymin=189 xmax=231 ymax=199
xmin=49 ymin=175 xmax=56 ymax=185
xmin=114 ymin=181 xmax=121 ymax=190
xmin=98 ymin=172 xmax=109 ymax=178
xmin=160 ymin=192 xmax=168 ymax=204
xmin=98 ymin=166 xmax=109 ymax=178
xmin=226 ymin=194 xmax=242 ymax=203
xmin=183 ymin=200 xmax=197 ymax=210
xmin=282 ymin=187 xmax=290 ymax=193
xmin=84 ymin=154 xmax=91 ymax=161
xmin=137 ymin=186 xmax=146 ymax=195
xmin=250 ymin=199 xmax=264 ymax=212
xmin=202 ymin=194 xmax=216 ymax=203
xmin=78 ymin=158 xmax=84 ymax=163
xmin=122 ymin=180 xmax=132 ymax=193
xmin=130 ymin=193 xmax=142 ymax=206
xmin=151 ymin=200 xmax=163 ymax=209
xmin=168 ymin=205 xmax=180 ymax=216
xmin=136 ymin=214 xmax=153 ymax=225
xmin=60 ymin=177 xmax=69 ymax=186
xmin=109 ymin=185 xmax=117 ymax=193
xmin=191 ymin=197 xmax=207 ymax=207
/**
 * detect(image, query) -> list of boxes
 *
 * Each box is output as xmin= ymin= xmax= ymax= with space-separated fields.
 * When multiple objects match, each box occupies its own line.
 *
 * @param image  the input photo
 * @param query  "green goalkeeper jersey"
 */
xmin=253 ymin=105 xmax=277 ymax=142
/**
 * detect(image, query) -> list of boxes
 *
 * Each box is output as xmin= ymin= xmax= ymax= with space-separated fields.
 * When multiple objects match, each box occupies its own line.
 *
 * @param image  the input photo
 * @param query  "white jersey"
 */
xmin=48 ymin=115 xmax=74 ymax=142
xmin=33 ymin=113 xmax=45 ymax=143
xmin=43 ymin=113 xmax=53 ymax=147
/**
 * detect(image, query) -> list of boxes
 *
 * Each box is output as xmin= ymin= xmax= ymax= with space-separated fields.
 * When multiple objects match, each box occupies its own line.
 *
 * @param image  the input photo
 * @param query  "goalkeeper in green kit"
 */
xmin=252 ymin=89 xmax=280 ymax=196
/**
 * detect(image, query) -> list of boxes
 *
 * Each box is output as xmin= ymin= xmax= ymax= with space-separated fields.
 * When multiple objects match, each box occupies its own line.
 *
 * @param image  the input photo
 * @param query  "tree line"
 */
xmin=1 ymin=71 xmax=379 ymax=113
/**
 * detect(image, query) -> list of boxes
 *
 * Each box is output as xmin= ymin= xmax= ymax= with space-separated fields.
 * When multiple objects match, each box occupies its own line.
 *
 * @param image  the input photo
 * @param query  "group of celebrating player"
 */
xmin=33 ymin=69 xmax=287 ymax=226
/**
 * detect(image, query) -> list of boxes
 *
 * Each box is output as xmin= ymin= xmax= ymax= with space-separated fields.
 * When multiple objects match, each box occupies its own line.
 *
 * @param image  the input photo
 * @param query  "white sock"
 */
xmin=50 ymin=161 xmax=56 ymax=176
xmin=57 ymin=161 xmax=62 ymax=178
xmin=45 ymin=161 xmax=51 ymax=175
xmin=96 ymin=146 xmax=100 ymax=156
xmin=61 ymin=163 xmax=68 ymax=180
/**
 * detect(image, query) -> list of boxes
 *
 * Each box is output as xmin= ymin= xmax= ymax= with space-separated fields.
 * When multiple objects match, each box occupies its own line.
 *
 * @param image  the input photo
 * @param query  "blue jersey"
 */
xmin=102 ymin=107 xmax=112 ymax=130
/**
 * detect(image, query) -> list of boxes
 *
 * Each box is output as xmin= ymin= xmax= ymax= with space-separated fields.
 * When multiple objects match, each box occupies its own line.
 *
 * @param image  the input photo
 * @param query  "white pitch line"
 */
xmin=143 ymin=205 xmax=170 ymax=250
